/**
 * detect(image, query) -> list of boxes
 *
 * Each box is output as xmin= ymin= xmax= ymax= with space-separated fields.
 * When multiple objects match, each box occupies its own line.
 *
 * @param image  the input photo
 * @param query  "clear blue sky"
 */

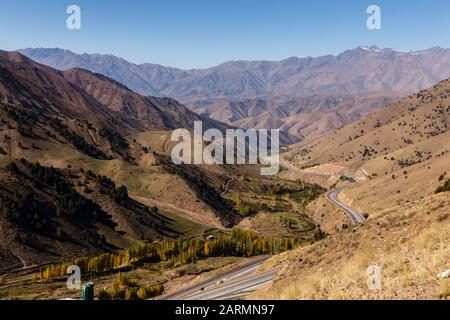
xmin=1 ymin=0 xmax=449 ymax=69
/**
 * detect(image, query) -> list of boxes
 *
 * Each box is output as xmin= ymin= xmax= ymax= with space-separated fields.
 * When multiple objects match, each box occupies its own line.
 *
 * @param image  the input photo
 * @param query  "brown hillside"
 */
xmin=251 ymin=77 xmax=450 ymax=300
xmin=0 ymin=159 xmax=178 ymax=270
xmin=63 ymin=68 xmax=216 ymax=131
xmin=0 ymin=50 xmax=242 ymax=239
xmin=187 ymin=93 xmax=402 ymax=141
xmin=285 ymin=77 xmax=450 ymax=176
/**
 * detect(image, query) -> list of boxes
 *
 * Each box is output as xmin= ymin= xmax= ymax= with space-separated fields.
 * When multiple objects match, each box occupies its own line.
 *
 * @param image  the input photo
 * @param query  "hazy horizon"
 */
xmin=1 ymin=0 xmax=450 ymax=68
xmin=17 ymin=44 xmax=450 ymax=70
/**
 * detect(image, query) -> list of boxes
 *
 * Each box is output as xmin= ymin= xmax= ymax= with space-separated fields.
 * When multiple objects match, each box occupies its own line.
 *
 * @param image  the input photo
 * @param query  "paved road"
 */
xmin=163 ymin=166 xmax=366 ymax=301
xmin=326 ymin=188 xmax=365 ymax=224
xmin=182 ymin=268 xmax=280 ymax=300
xmin=160 ymin=256 xmax=273 ymax=300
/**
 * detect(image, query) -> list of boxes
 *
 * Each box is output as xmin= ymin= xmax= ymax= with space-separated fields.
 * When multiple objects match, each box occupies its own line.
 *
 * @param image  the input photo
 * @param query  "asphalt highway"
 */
xmin=326 ymin=188 xmax=366 ymax=224
xmin=160 ymin=256 xmax=275 ymax=300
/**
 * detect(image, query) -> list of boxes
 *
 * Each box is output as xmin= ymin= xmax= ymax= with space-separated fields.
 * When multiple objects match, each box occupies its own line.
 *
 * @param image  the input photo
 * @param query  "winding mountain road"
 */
xmin=163 ymin=164 xmax=366 ymax=300
xmin=279 ymin=157 xmax=367 ymax=225
xmin=326 ymin=188 xmax=365 ymax=224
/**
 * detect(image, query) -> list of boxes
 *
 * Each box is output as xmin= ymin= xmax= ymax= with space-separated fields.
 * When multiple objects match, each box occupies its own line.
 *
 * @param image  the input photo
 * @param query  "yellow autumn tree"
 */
xmin=204 ymin=242 xmax=210 ymax=257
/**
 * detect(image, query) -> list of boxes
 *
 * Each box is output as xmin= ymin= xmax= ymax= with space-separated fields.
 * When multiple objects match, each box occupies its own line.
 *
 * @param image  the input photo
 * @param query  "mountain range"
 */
xmin=20 ymin=46 xmax=450 ymax=141
xmin=186 ymin=93 xmax=402 ymax=140
xmin=20 ymin=46 xmax=450 ymax=99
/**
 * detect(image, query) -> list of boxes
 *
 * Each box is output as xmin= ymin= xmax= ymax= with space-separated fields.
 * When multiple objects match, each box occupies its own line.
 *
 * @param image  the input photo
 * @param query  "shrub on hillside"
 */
xmin=435 ymin=179 xmax=450 ymax=194
xmin=97 ymin=289 xmax=112 ymax=300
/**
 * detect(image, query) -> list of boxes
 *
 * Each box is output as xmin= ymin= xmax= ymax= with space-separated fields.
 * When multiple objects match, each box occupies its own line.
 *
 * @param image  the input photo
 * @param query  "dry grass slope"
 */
xmin=251 ymin=193 xmax=449 ymax=300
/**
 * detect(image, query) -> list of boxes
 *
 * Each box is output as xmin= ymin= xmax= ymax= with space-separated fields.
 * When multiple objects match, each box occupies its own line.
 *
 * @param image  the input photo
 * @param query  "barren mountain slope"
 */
xmin=251 ymin=78 xmax=450 ymax=300
xmin=0 ymin=50 xmax=143 ymax=162
xmin=63 ymin=68 xmax=219 ymax=131
xmin=188 ymin=93 xmax=402 ymax=140
xmin=285 ymin=77 xmax=450 ymax=175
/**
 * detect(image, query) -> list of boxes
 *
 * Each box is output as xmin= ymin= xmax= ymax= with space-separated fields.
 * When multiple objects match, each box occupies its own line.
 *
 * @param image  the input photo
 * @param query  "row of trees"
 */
xmin=230 ymin=182 xmax=326 ymax=217
xmin=92 ymin=173 xmax=129 ymax=205
xmin=230 ymin=194 xmax=264 ymax=217
xmin=22 ymin=159 xmax=105 ymax=225
xmin=34 ymin=252 xmax=123 ymax=281
xmin=267 ymin=182 xmax=326 ymax=202
xmin=6 ymin=107 xmax=38 ymax=137
xmin=206 ymin=229 xmax=298 ymax=257
xmin=25 ymin=159 xmax=72 ymax=193
xmin=99 ymin=127 xmax=129 ymax=156
xmin=3 ymin=160 xmax=109 ymax=234
xmin=97 ymin=273 xmax=164 ymax=300
xmin=34 ymin=229 xmax=299 ymax=281
xmin=0 ymin=191 xmax=49 ymax=232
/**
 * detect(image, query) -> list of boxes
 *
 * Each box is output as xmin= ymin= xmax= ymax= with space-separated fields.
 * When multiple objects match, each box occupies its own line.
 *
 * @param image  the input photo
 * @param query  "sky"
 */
xmin=0 ymin=0 xmax=450 ymax=69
